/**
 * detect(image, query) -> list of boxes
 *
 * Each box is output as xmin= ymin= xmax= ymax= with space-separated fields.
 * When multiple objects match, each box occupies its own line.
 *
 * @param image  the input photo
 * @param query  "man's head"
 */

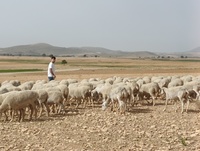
xmin=51 ymin=56 xmax=56 ymax=63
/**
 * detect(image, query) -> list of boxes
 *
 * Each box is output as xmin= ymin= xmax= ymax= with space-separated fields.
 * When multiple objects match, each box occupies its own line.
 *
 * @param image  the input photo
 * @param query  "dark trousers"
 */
xmin=48 ymin=77 xmax=54 ymax=81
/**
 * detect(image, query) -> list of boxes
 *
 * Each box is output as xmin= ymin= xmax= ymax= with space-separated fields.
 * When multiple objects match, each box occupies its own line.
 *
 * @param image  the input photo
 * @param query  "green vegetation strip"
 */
xmin=0 ymin=69 xmax=43 ymax=73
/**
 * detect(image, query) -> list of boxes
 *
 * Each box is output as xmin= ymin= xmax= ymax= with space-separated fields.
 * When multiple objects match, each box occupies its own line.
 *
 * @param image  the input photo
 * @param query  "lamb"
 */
xmin=162 ymin=86 xmax=189 ymax=113
xmin=0 ymin=90 xmax=39 ymax=122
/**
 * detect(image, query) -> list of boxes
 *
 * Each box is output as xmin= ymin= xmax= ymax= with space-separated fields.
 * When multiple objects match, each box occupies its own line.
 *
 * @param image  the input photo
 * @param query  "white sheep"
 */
xmin=68 ymin=84 xmax=92 ymax=108
xmin=109 ymin=86 xmax=129 ymax=114
xmin=162 ymin=86 xmax=189 ymax=113
xmin=0 ymin=90 xmax=39 ymax=122
xmin=35 ymin=90 xmax=50 ymax=118
xmin=168 ymin=78 xmax=183 ymax=88
xmin=46 ymin=90 xmax=65 ymax=114
xmin=138 ymin=82 xmax=161 ymax=106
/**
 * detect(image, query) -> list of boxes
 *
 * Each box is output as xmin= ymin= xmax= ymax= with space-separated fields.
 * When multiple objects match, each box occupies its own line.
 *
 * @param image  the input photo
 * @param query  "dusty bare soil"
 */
xmin=0 ymin=56 xmax=200 ymax=150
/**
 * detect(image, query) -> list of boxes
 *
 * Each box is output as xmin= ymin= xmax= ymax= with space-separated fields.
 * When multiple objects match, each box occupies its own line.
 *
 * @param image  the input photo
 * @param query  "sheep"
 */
xmin=90 ymin=83 xmax=105 ymax=104
xmin=126 ymin=81 xmax=140 ymax=104
xmin=162 ymin=86 xmax=189 ymax=113
xmin=109 ymin=86 xmax=129 ymax=114
xmin=158 ymin=78 xmax=171 ymax=88
xmin=0 ymin=90 xmax=39 ymax=122
xmin=0 ymin=88 xmax=9 ymax=94
xmin=2 ymin=80 xmax=21 ymax=87
xmin=113 ymin=76 xmax=123 ymax=84
xmin=65 ymin=79 xmax=78 ymax=84
xmin=98 ymin=83 xmax=113 ymax=110
xmin=35 ymin=90 xmax=50 ymax=118
xmin=59 ymin=80 xmax=69 ymax=86
xmin=105 ymin=78 xmax=114 ymax=85
xmin=143 ymin=76 xmax=151 ymax=84
xmin=0 ymin=91 xmax=19 ymax=121
xmin=46 ymin=90 xmax=65 ymax=114
xmin=56 ymin=84 xmax=69 ymax=106
xmin=136 ymin=79 xmax=144 ymax=88
xmin=180 ymin=75 xmax=193 ymax=83
xmin=9 ymin=80 xmax=21 ymax=86
xmin=68 ymin=84 xmax=92 ymax=108
xmin=113 ymin=82 xmax=134 ymax=109
xmin=35 ymin=80 xmax=47 ymax=84
xmin=182 ymin=83 xmax=200 ymax=105
xmin=168 ymin=78 xmax=183 ymax=88
xmin=138 ymin=82 xmax=161 ymax=106
xmin=18 ymin=81 xmax=35 ymax=90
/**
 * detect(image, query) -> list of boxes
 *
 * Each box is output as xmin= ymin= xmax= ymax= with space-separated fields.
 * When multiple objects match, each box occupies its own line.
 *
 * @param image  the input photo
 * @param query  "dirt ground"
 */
xmin=0 ymin=56 xmax=200 ymax=150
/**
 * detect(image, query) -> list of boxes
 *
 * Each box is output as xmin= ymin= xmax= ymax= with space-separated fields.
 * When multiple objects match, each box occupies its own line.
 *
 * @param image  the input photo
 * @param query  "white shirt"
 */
xmin=48 ymin=62 xmax=55 ymax=77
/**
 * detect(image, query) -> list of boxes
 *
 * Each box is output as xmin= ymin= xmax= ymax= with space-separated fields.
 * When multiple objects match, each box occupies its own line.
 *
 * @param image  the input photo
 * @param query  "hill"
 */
xmin=171 ymin=47 xmax=200 ymax=58
xmin=0 ymin=43 xmax=158 ymax=58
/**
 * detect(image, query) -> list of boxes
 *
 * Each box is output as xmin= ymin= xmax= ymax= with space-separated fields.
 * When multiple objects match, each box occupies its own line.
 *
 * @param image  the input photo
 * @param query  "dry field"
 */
xmin=0 ymin=56 xmax=200 ymax=150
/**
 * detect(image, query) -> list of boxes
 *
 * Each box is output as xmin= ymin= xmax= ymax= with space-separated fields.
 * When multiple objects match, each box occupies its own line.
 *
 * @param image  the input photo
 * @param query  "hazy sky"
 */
xmin=0 ymin=0 xmax=200 ymax=52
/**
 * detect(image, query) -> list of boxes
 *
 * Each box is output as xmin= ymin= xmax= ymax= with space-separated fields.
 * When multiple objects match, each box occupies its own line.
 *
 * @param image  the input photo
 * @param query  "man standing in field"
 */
xmin=48 ymin=56 xmax=56 ymax=81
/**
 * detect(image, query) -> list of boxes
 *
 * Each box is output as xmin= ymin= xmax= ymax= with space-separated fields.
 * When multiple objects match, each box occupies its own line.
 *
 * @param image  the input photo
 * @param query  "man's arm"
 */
xmin=50 ymin=68 xmax=56 ymax=79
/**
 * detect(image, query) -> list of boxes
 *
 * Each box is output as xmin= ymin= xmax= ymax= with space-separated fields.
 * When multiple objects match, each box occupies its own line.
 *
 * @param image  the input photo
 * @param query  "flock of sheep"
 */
xmin=0 ymin=74 xmax=200 ymax=122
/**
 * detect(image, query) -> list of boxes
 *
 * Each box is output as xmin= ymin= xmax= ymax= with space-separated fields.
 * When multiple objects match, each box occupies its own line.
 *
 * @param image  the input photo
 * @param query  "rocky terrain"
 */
xmin=0 ymin=100 xmax=200 ymax=151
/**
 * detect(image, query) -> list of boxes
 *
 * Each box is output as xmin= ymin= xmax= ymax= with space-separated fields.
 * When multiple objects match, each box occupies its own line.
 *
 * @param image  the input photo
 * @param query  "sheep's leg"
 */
xmin=118 ymin=99 xmax=126 ymax=115
xmin=174 ymin=101 xmax=179 ymax=112
xmin=180 ymin=100 xmax=184 ymax=114
xmin=102 ymin=98 xmax=109 ymax=111
xmin=75 ymin=98 xmax=82 ymax=109
xmin=33 ymin=104 xmax=37 ymax=120
xmin=90 ymin=97 xmax=94 ymax=108
xmin=186 ymin=99 xmax=190 ymax=113
xmin=38 ymin=103 xmax=43 ymax=118
xmin=57 ymin=103 xmax=65 ymax=114
xmin=110 ymin=99 xmax=114 ymax=112
xmin=44 ymin=102 xmax=50 ymax=117
xmin=19 ymin=109 xmax=25 ymax=122
xmin=194 ymin=91 xmax=200 ymax=100
xmin=21 ymin=109 xmax=25 ymax=122
xmin=18 ymin=109 xmax=22 ymax=122
xmin=3 ymin=112 xmax=8 ymax=121
xmin=163 ymin=99 xmax=168 ymax=112
xmin=10 ymin=110 xmax=15 ymax=122
xmin=152 ymin=95 xmax=156 ymax=106
xmin=29 ymin=105 xmax=33 ymax=121
xmin=91 ymin=97 xmax=94 ymax=108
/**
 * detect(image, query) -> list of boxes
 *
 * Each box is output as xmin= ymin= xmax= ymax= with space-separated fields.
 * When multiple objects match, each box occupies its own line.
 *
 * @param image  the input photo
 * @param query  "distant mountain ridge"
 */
xmin=0 ymin=43 xmax=158 ymax=58
xmin=0 ymin=43 xmax=200 ymax=58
